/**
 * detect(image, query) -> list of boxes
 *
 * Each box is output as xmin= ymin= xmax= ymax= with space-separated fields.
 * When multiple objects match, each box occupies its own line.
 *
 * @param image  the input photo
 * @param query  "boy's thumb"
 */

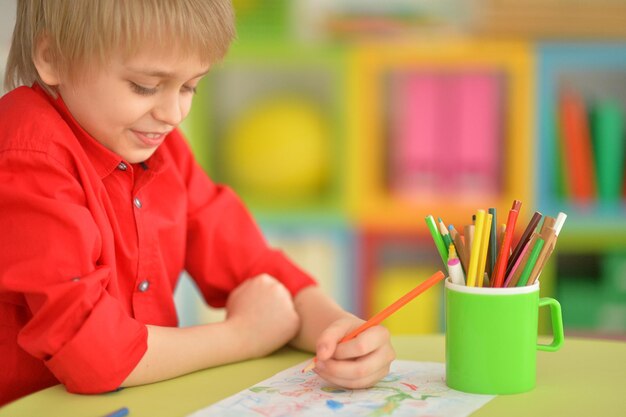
xmin=317 ymin=320 xmax=350 ymax=360
xmin=316 ymin=343 xmax=331 ymax=360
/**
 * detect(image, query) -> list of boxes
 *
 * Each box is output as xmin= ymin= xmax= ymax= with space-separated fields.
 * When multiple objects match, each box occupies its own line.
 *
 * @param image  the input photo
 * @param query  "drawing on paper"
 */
xmin=187 ymin=361 xmax=494 ymax=417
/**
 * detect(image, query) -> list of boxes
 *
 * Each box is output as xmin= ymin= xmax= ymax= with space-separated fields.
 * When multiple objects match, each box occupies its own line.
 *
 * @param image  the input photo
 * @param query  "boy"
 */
xmin=0 ymin=0 xmax=394 ymax=406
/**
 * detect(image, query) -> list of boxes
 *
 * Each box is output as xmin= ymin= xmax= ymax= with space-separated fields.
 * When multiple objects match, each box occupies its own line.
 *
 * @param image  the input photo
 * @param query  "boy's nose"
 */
xmin=153 ymin=93 xmax=183 ymax=126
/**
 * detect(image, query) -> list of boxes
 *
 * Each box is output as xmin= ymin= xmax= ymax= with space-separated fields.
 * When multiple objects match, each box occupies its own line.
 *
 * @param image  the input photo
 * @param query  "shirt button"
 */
xmin=117 ymin=162 xmax=128 ymax=171
xmin=133 ymin=197 xmax=142 ymax=208
xmin=138 ymin=280 xmax=150 ymax=292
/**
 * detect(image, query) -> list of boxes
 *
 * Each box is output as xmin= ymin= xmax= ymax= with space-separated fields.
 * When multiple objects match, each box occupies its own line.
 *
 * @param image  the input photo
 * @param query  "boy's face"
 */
xmin=57 ymin=49 xmax=209 ymax=163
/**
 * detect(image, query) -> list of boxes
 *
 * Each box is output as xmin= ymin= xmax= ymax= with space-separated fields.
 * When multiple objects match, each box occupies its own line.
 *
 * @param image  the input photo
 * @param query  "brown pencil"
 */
xmin=505 ymin=211 xmax=542 ymax=278
xmin=527 ymin=226 xmax=557 ymax=286
xmin=450 ymin=226 xmax=469 ymax=273
xmin=505 ymin=233 xmax=539 ymax=287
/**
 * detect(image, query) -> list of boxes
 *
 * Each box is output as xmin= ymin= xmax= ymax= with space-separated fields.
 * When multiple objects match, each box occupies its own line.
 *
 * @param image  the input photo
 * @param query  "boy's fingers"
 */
xmin=316 ymin=343 xmax=394 ymax=380
xmin=314 ymin=357 xmax=391 ymax=390
xmin=316 ymin=319 xmax=361 ymax=360
xmin=332 ymin=325 xmax=390 ymax=360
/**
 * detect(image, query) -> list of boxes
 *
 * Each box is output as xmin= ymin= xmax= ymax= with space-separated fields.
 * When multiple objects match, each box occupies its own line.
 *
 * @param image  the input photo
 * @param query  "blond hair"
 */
xmin=4 ymin=0 xmax=236 ymax=95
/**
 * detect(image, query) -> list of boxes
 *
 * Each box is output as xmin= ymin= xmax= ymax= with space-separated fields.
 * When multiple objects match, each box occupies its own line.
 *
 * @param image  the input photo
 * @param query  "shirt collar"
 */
xmin=32 ymin=83 xmax=168 ymax=179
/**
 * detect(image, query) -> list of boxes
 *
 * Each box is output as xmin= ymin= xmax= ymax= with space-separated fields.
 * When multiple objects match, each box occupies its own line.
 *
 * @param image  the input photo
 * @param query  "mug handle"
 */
xmin=537 ymin=297 xmax=564 ymax=352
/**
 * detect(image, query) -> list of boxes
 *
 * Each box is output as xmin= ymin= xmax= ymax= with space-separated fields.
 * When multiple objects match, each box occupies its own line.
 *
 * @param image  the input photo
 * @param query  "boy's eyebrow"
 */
xmin=128 ymin=68 xmax=210 ymax=79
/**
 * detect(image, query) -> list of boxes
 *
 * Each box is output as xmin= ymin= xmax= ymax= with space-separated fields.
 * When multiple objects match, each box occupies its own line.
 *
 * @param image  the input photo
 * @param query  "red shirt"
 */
xmin=0 ymin=85 xmax=316 ymax=406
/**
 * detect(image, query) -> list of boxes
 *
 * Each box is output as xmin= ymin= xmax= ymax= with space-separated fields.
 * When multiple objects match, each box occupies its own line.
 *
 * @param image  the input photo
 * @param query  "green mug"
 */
xmin=445 ymin=278 xmax=564 ymax=395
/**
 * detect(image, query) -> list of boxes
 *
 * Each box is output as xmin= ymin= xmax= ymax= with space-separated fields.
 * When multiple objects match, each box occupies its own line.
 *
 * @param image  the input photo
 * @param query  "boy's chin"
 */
xmin=123 ymin=148 xmax=158 ymax=164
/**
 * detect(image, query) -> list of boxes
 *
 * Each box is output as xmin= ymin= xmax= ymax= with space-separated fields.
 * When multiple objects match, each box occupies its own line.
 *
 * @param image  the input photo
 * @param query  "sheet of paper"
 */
xmin=187 ymin=360 xmax=494 ymax=417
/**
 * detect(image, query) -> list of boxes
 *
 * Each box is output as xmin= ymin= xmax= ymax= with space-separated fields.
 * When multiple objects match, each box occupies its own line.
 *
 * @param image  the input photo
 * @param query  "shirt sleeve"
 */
xmin=171 ymin=131 xmax=317 ymax=307
xmin=0 ymin=150 xmax=147 ymax=394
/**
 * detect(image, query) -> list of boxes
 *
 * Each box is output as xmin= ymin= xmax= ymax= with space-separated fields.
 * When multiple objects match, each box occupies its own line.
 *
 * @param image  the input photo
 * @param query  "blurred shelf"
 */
xmin=536 ymin=42 xmax=626 ymax=231
xmin=183 ymin=31 xmax=626 ymax=336
xmin=470 ymin=0 xmax=626 ymax=39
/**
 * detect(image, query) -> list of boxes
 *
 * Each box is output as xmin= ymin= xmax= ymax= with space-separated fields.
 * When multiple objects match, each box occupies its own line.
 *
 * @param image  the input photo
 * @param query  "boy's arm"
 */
xmin=123 ymin=275 xmax=300 ymax=386
xmin=122 ymin=322 xmax=244 ymax=386
xmin=289 ymin=285 xmax=352 ymax=351
xmin=290 ymin=286 xmax=396 ymax=389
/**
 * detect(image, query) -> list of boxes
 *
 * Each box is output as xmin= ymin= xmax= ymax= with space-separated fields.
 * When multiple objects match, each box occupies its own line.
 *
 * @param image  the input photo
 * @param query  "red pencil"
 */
xmin=302 ymin=270 xmax=446 ymax=372
xmin=491 ymin=207 xmax=520 ymax=287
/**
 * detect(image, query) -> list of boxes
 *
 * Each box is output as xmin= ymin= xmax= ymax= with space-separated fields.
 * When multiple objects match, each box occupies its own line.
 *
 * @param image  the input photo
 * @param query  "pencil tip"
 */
xmin=302 ymin=361 xmax=315 ymax=373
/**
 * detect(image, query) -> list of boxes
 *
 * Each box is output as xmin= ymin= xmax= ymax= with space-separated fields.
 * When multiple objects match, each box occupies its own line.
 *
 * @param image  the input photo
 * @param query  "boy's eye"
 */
xmin=182 ymin=85 xmax=198 ymax=95
xmin=129 ymin=81 xmax=157 ymax=96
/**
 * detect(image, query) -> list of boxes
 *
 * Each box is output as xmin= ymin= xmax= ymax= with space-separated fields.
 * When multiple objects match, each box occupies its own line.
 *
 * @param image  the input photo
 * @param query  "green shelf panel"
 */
xmin=558 ymin=280 xmax=603 ymax=329
xmin=603 ymin=253 xmax=626 ymax=295
xmin=185 ymin=41 xmax=349 ymax=221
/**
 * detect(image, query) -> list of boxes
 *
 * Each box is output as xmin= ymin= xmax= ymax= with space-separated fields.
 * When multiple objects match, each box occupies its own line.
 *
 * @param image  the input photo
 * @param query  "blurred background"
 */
xmin=2 ymin=0 xmax=625 ymax=339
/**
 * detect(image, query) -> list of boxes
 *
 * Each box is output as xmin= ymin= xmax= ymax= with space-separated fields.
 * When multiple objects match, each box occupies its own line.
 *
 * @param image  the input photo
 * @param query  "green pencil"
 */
xmin=426 ymin=215 xmax=448 ymax=268
xmin=517 ymin=237 xmax=545 ymax=287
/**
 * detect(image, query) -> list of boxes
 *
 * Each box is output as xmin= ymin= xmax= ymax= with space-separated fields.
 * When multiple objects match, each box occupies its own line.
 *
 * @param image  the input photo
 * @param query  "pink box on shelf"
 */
xmin=453 ymin=71 xmax=504 ymax=196
xmin=389 ymin=72 xmax=444 ymax=197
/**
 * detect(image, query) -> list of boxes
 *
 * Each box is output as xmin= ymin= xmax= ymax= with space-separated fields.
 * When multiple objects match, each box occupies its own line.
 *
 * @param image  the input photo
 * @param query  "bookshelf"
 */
xmin=535 ymin=43 xmax=626 ymax=336
xmin=179 ymin=8 xmax=626 ymax=337
xmin=536 ymin=43 xmax=626 ymax=229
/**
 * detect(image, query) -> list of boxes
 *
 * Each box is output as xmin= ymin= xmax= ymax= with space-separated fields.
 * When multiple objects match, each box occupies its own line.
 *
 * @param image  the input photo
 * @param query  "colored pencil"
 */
xmin=102 ymin=407 xmax=129 ymax=417
xmin=523 ymin=212 xmax=568 ymax=286
xmin=426 ymin=215 xmax=448 ymax=267
xmin=448 ymin=244 xmax=466 ymax=285
xmin=505 ymin=233 xmax=539 ymax=287
xmin=505 ymin=211 xmax=542 ymax=278
xmin=491 ymin=206 xmax=520 ymax=287
xmin=542 ymin=216 xmax=557 ymax=232
xmin=302 ymin=270 xmax=446 ymax=372
xmin=527 ymin=227 xmax=557 ymax=286
xmin=517 ymin=237 xmax=546 ymax=286
xmin=467 ymin=209 xmax=486 ymax=287
xmin=554 ymin=212 xmax=568 ymax=236
xmin=438 ymin=218 xmax=453 ymax=249
xmin=477 ymin=213 xmax=493 ymax=287
xmin=488 ymin=208 xmax=498 ymax=275
xmin=449 ymin=225 xmax=469 ymax=273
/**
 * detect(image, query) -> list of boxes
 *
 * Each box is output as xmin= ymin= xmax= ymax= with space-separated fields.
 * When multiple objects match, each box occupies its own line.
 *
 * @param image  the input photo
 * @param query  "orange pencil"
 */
xmin=302 ymin=270 xmax=446 ymax=372
xmin=491 ymin=203 xmax=521 ymax=287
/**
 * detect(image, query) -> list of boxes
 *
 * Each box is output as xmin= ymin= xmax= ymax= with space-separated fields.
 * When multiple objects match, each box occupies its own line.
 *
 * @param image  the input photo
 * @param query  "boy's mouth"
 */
xmin=132 ymin=130 xmax=169 ymax=147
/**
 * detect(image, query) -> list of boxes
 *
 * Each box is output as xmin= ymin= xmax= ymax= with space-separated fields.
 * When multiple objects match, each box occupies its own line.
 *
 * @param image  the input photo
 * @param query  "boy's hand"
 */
xmin=225 ymin=275 xmax=300 ymax=358
xmin=312 ymin=317 xmax=395 ymax=389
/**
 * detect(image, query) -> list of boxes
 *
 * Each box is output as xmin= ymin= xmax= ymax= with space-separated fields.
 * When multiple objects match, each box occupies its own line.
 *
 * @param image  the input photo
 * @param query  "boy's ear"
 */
xmin=33 ymin=35 xmax=61 ymax=86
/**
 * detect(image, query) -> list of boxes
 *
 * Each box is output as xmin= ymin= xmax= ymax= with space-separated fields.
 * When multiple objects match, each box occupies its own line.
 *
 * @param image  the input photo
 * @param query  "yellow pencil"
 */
xmin=466 ymin=209 xmax=485 ymax=287
xmin=476 ymin=213 xmax=493 ymax=287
